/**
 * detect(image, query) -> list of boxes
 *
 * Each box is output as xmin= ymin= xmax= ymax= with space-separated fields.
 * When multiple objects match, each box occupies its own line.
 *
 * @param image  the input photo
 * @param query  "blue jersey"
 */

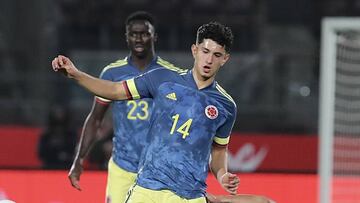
xmin=124 ymin=68 xmax=237 ymax=199
xmin=97 ymin=56 xmax=181 ymax=173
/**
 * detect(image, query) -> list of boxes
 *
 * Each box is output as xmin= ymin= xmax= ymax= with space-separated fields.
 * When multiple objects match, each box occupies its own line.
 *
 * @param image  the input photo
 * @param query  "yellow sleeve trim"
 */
xmin=215 ymin=84 xmax=236 ymax=107
xmin=214 ymin=136 xmax=230 ymax=145
xmin=99 ymin=58 xmax=128 ymax=77
xmin=157 ymin=57 xmax=188 ymax=74
xmin=126 ymin=78 xmax=140 ymax=100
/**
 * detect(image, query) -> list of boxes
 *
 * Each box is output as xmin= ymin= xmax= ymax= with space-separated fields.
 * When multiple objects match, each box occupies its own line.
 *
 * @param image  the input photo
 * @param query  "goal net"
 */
xmin=319 ymin=17 xmax=360 ymax=203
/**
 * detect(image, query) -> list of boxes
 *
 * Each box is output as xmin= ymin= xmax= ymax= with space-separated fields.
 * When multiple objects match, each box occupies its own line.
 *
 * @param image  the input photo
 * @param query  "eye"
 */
xmin=202 ymin=49 xmax=209 ymax=53
xmin=214 ymin=53 xmax=222 ymax=58
xmin=142 ymin=32 xmax=151 ymax=37
xmin=127 ymin=32 xmax=136 ymax=38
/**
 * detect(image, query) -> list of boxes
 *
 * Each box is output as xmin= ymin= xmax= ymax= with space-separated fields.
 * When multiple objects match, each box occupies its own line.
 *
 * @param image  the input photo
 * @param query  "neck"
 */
xmin=131 ymin=52 xmax=155 ymax=71
xmin=191 ymin=68 xmax=215 ymax=89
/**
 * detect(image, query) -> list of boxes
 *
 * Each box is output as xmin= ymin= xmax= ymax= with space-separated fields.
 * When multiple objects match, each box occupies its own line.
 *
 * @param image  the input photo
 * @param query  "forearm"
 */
xmin=210 ymin=145 xmax=228 ymax=181
xmin=211 ymin=144 xmax=239 ymax=194
xmin=74 ymin=71 xmax=126 ymax=101
xmin=53 ymin=55 xmax=131 ymax=101
xmin=74 ymin=100 xmax=110 ymax=163
xmin=73 ymin=116 xmax=101 ymax=163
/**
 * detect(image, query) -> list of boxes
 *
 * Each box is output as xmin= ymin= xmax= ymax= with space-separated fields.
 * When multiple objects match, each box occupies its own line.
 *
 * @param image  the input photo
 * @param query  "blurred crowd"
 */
xmin=37 ymin=104 xmax=112 ymax=170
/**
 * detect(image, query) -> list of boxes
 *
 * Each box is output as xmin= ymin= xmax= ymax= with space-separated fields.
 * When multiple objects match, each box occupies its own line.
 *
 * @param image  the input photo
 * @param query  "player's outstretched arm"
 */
xmin=210 ymin=144 xmax=239 ymax=195
xmin=52 ymin=55 xmax=128 ymax=101
xmin=68 ymin=99 xmax=109 ymax=191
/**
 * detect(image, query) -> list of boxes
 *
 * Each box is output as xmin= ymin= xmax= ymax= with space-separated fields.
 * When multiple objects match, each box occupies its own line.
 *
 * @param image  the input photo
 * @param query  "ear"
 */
xmin=125 ymin=33 xmax=129 ymax=43
xmin=191 ymin=44 xmax=197 ymax=58
xmin=221 ymin=54 xmax=230 ymax=67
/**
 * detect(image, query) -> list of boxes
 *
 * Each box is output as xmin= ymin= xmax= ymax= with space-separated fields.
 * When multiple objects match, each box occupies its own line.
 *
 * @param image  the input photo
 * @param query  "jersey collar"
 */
xmin=185 ymin=70 xmax=217 ymax=90
xmin=127 ymin=55 xmax=158 ymax=72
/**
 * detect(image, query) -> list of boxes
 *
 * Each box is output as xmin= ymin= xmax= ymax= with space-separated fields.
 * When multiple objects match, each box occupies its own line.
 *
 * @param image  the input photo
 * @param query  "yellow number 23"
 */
xmin=127 ymin=100 xmax=149 ymax=120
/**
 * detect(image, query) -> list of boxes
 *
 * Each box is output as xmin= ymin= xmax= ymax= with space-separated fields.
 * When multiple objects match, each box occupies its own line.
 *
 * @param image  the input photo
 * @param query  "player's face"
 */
xmin=191 ymin=39 xmax=229 ymax=80
xmin=126 ymin=20 xmax=156 ymax=58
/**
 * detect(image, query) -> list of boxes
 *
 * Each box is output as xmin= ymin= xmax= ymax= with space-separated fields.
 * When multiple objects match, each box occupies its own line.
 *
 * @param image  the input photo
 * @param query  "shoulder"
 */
xmin=156 ymin=57 xmax=188 ymax=75
xmin=100 ymin=58 xmax=128 ymax=76
xmin=214 ymin=82 xmax=237 ymax=110
xmin=144 ymin=65 xmax=188 ymax=79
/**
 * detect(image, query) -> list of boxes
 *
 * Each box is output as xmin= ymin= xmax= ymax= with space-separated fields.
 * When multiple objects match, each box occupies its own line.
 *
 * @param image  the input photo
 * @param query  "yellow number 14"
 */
xmin=170 ymin=114 xmax=193 ymax=139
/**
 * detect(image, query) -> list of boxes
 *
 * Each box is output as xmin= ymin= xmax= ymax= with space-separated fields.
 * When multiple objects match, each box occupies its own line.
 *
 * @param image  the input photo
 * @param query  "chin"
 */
xmin=200 ymin=73 xmax=212 ymax=80
xmin=134 ymin=52 xmax=146 ymax=58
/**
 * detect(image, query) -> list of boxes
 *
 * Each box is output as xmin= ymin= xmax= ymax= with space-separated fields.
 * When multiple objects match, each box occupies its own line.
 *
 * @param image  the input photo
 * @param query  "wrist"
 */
xmin=74 ymin=156 xmax=84 ymax=165
xmin=74 ymin=70 xmax=85 ymax=81
xmin=216 ymin=170 xmax=227 ymax=183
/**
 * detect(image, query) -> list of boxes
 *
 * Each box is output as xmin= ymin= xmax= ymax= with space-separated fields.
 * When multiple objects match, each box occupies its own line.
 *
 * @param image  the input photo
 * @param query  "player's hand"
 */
xmin=52 ymin=55 xmax=79 ymax=78
xmin=219 ymin=172 xmax=239 ymax=195
xmin=68 ymin=159 xmax=84 ymax=191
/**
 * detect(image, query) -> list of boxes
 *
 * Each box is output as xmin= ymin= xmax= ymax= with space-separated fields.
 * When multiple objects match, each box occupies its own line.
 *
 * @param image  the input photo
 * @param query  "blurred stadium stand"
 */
xmin=2 ymin=0 xmax=345 ymax=133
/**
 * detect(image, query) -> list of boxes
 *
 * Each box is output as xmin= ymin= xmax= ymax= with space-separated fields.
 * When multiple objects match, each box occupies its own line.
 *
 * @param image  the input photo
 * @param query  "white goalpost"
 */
xmin=319 ymin=17 xmax=360 ymax=203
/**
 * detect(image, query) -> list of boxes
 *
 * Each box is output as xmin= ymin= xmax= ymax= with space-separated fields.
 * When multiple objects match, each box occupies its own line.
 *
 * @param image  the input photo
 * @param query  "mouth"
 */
xmin=203 ymin=65 xmax=211 ymax=73
xmin=134 ymin=44 xmax=145 ymax=52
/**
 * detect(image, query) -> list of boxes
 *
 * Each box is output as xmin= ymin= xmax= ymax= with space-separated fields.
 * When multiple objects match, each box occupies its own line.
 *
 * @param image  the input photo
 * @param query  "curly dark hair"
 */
xmin=196 ymin=21 xmax=234 ymax=53
xmin=125 ymin=11 xmax=156 ymax=28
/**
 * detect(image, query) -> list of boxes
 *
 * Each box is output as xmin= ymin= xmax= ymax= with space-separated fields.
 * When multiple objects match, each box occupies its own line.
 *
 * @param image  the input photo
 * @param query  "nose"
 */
xmin=133 ymin=33 xmax=142 ymax=42
xmin=206 ymin=54 xmax=213 ymax=64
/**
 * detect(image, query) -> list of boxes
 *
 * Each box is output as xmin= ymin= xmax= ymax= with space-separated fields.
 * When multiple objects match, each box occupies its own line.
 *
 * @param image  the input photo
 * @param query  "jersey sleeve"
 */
xmin=213 ymin=103 xmax=237 ymax=146
xmin=123 ymin=68 xmax=161 ymax=100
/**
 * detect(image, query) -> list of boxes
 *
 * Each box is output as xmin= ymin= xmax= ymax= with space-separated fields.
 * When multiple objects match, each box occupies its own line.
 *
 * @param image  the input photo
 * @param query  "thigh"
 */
xmin=127 ymin=185 xmax=206 ymax=203
xmin=206 ymin=194 xmax=271 ymax=203
xmin=164 ymin=191 xmax=206 ymax=203
xmin=126 ymin=185 xmax=156 ymax=203
xmin=106 ymin=159 xmax=137 ymax=203
xmin=186 ymin=196 xmax=207 ymax=203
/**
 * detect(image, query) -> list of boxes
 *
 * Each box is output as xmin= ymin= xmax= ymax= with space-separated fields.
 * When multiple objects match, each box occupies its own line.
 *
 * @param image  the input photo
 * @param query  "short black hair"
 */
xmin=196 ymin=22 xmax=233 ymax=53
xmin=125 ymin=11 xmax=156 ymax=28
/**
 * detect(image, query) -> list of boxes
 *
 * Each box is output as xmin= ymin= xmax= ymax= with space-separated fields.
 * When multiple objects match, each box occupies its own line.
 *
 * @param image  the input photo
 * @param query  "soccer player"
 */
xmin=67 ymin=11 xmax=183 ymax=203
xmin=53 ymin=22 xmax=272 ymax=203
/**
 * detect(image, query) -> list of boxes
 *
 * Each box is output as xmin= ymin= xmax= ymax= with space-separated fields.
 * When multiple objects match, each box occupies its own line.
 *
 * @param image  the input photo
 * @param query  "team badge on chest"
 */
xmin=205 ymin=105 xmax=218 ymax=119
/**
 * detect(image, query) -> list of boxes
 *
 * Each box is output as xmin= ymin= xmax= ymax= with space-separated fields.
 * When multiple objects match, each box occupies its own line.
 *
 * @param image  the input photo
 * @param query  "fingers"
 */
xmin=52 ymin=57 xmax=59 ymax=71
xmin=52 ymin=56 xmax=63 ymax=71
xmin=72 ymin=181 xmax=82 ymax=191
xmin=58 ymin=55 xmax=68 ymax=66
xmin=223 ymin=173 xmax=239 ymax=185
xmin=228 ymin=173 xmax=238 ymax=179
xmin=51 ymin=55 xmax=68 ymax=71
xmin=69 ymin=175 xmax=82 ymax=191
xmin=230 ymin=176 xmax=240 ymax=185
xmin=222 ymin=184 xmax=238 ymax=195
xmin=227 ymin=188 xmax=237 ymax=195
xmin=68 ymin=168 xmax=82 ymax=191
xmin=221 ymin=173 xmax=239 ymax=195
xmin=222 ymin=183 xmax=238 ymax=189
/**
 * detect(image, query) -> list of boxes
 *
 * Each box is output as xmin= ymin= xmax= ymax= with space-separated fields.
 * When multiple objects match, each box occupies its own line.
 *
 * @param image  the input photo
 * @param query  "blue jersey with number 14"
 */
xmin=124 ymin=68 xmax=237 ymax=199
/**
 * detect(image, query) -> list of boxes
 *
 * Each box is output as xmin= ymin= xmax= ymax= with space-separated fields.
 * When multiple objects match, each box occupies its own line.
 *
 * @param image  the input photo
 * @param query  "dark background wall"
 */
xmin=1 ymin=0 xmax=359 ymax=133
